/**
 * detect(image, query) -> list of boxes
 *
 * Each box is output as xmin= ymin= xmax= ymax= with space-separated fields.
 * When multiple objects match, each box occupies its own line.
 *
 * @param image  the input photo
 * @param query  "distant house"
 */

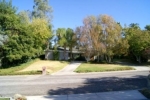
xmin=45 ymin=47 xmax=83 ymax=60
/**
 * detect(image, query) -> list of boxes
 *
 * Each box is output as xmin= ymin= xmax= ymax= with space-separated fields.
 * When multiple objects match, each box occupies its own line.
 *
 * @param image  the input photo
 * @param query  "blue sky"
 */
xmin=12 ymin=0 xmax=150 ymax=30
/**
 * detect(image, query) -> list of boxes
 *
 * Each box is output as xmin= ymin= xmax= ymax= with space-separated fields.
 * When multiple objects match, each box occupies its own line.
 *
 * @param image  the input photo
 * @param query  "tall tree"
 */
xmin=75 ymin=16 xmax=104 ymax=62
xmin=125 ymin=23 xmax=150 ymax=63
xmin=18 ymin=11 xmax=30 ymax=24
xmin=145 ymin=25 xmax=150 ymax=31
xmin=0 ymin=0 xmax=53 ymax=67
xmin=32 ymin=0 xmax=53 ymax=50
xmin=0 ymin=0 xmax=39 ymax=67
xmin=29 ymin=18 xmax=52 ymax=54
xmin=32 ymin=0 xmax=52 ymax=22
xmin=56 ymin=28 xmax=67 ymax=60
xmin=100 ymin=15 xmax=125 ymax=62
xmin=76 ymin=15 xmax=126 ymax=63
xmin=66 ymin=28 xmax=77 ymax=60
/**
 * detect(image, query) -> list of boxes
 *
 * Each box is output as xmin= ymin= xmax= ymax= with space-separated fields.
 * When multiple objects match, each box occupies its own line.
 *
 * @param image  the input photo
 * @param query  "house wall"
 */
xmin=45 ymin=50 xmax=69 ymax=60
xmin=45 ymin=51 xmax=53 ymax=60
xmin=59 ymin=51 xmax=69 ymax=60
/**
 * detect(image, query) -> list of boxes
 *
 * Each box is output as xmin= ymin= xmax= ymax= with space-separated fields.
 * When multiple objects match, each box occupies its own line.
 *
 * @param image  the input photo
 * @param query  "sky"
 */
xmin=12 ymin=0 xmax=150 ymax=30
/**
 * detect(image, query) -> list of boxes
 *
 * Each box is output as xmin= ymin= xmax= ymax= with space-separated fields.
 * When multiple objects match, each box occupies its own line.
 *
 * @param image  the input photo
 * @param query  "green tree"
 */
xmin=18 ymin=10 xmax=30 ymax=24
xmin=32 ymin=0 xmax=52 ymax=22
xmin=0 ymin=0 xmax=52 ymax=67
xmin=56 ymin=28 xmax=67 ymax=60
xmin=125 ymin=24 xmax=150 ymax=63
xmin=145 ymin=25 xmax=150 ymax=31
xmin=32 ymin=0 xmax=53 ymax=50
xmin=66 ymin=28 xmax=77 ymax=60
xmin=0 ymin=0 xmax=21 ymax=66
xmin=29 ymin=18 xmax=52 ymax=54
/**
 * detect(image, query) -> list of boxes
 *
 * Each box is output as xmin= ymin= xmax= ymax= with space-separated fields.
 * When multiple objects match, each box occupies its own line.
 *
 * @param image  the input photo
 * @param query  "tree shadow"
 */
xmin=47 ymin=75 xmax=147 ymax=95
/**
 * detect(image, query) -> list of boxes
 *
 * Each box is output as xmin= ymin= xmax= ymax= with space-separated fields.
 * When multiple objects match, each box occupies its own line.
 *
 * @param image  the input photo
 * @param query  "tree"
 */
xmin=66 ymin=28 xmax=77 ymax=60
xmin=18 ymin=11 xmax=30 ymax=24
xmin=75 ymin=16 xmax=104 ymax=62
xmin=0 ymin=0 xmax=22 ymax=66
xmin=125 ymin=23 xmax=150 ymax=63
xmin=56 ymin=28 xmax=67 ymax=60
xmin=76 ymin=15 xmax=126 ymax=63
xmin=29 ymin=18 xmax=52 ymax=55
xmin=99 ymin=15 xmax=125 ymax=63
xmin=145 ymin=25 xmax=150 ymax=31
xmin=32 ymin=0 xmax=52 ymax=22
xmin=32 ymin=0 xmax=53 ymax=50
xmin=0 ymin=0 xmax=53 ymax=67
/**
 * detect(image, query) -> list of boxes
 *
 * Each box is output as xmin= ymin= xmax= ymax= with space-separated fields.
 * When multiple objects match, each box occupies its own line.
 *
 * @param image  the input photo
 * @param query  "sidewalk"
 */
xmin=51 ymin=61 xmax=82 ymax=75
xmin=26 ymin=90 xmax=147 ymax=100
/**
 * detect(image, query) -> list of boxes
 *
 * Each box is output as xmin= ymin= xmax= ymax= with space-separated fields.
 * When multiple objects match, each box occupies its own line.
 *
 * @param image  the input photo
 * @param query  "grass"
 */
xmin=139 ymin=88 xmax=150 ymax=99
xmin=18 ymin=60 xmax=69 ymax=74
xmin=75 ymin=63 xmax=135 ymax=73
xmin=0 ymin=59 xmax=41 ymax=75
xmin=41 ymin=61 xmax=69 ymax=74
xmin=0 ymin=98 xmax=10 ymax=100
xmin=0 ymin=59 xmax=69 ymax=75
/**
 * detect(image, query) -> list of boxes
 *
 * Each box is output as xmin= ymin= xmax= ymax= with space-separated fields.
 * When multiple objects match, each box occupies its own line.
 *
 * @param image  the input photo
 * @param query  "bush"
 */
xmin=139 ymin=88 xmax=150 ymax=99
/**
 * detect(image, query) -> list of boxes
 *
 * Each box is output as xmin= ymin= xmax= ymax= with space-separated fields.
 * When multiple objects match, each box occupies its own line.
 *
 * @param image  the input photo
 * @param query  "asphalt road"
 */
xmin=0 ymin=70 xmax=149 ymax=97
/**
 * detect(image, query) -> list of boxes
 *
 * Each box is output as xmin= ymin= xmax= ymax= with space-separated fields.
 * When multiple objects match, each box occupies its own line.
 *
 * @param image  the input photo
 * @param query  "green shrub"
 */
xmin=139 ymin=88 xmax=150 ymax=99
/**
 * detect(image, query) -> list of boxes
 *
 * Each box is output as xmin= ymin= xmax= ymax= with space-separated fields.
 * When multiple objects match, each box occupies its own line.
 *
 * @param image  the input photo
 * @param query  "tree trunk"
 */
xmin=105 ymin=55 xmax=108 ymax=63
xmin=136 ymin=55 xmax=141 ymax=63
xmin=97 ymin=52 xmax=100 ymax=62
xmin=46 ymin=42 xmax=49 ymax=50
xmin=105 ymin=55 xmax=112 ymax=63
xmin=108 ymin=56 xmax=112 ymax=63
xmin=70 ymin=46 xmax=73 ymax=60
xmin=63 ymin=45 xmax=66 ymax=60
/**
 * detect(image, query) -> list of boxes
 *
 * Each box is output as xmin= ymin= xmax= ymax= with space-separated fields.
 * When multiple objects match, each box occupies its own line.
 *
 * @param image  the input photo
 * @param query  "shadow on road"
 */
xmin=47 ymin=75 xmax=147 ymax=95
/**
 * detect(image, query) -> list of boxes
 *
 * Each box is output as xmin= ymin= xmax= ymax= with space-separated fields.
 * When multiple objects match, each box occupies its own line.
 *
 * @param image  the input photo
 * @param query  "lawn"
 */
xmin=0 ymin=59 xmax=69 ymax=75
xmin=0 ymin=59 xmax=40 ymax=75
xmin=20 ymin=60 xmax=69 ymax=74
xmin=75 ymin=63 xmax=135 ymax=73
xmin=0 ymin=98 xmax=10 ymax=100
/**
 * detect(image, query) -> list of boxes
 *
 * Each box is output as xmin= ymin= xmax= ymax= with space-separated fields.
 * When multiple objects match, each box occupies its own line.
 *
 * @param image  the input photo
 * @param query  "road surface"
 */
xmin=0 ymin=70 xmax=149 ymax=96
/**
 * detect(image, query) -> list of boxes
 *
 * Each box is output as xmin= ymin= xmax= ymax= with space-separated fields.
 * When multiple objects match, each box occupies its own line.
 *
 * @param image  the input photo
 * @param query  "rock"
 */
xmin=14 ymin=94 xmax=27 ymax=100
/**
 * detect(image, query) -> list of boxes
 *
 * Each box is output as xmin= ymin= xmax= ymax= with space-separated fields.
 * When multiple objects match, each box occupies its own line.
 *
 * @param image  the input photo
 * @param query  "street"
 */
xmin=0 ymin=70 xmax=149 ymax=96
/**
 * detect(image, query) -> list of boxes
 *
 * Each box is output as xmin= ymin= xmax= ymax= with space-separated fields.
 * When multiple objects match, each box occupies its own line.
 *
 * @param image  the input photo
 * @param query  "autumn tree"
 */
xmin=75 ymin=16 xmax=103 ymax=62
xmin=99 ymin=15 xmax=127 ymax=62
xmin=76 ymin=15 xmax=128 ymax=62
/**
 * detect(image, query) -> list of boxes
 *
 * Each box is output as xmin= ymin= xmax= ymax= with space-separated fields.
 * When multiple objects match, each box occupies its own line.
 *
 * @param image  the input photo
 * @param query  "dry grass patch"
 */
xmin=20 ymin=60 xmax=69 ymax=74
xmin=75 ymin=63 xmax=135 ymax=73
